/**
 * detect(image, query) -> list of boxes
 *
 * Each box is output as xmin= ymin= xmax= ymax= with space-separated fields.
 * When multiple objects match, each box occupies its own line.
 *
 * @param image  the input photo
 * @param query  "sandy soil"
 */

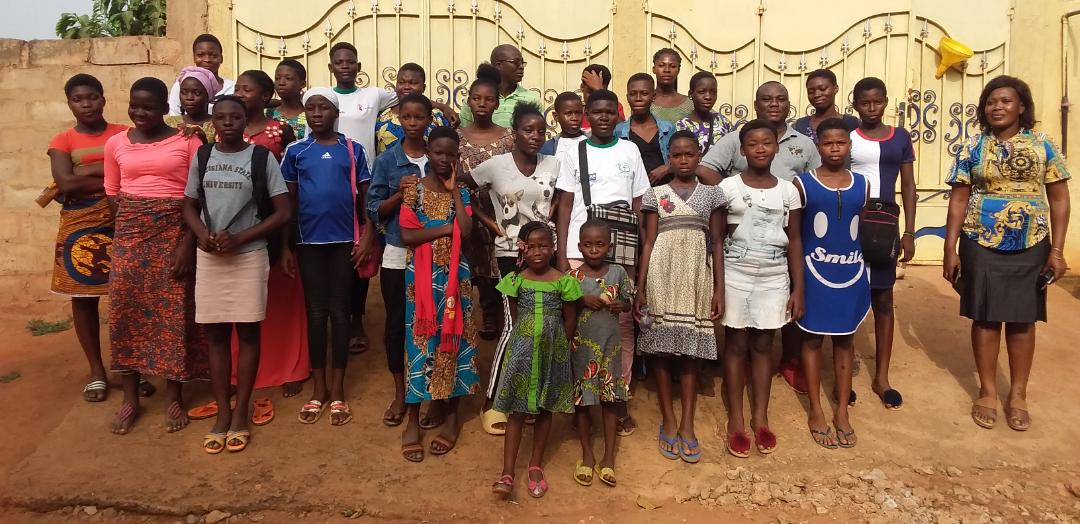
xmin=1 ymin=268 xmax=1079 ymax=523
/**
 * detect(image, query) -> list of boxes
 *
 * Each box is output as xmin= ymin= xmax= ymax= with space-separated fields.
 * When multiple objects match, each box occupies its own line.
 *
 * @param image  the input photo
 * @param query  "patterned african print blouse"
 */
xmin=946 ymin=130 xmax=1070 ymax=252
xmin=674 ymin=111 xmax=734 ymax=153
xmin=375 ymin=107 xmax=450 ymax=155
xmin=267 ymin=107 xmax=307 ymax=139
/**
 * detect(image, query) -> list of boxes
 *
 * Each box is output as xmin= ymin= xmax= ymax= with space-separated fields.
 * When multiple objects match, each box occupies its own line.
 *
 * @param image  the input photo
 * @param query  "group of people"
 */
xmin=46 ymin=33 xmax=1070 ymax=498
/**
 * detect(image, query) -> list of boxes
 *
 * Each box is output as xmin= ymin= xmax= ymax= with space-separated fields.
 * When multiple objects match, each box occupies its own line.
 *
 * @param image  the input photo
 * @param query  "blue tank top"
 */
xmin=796 ymin=170 xmax=871 ymax=335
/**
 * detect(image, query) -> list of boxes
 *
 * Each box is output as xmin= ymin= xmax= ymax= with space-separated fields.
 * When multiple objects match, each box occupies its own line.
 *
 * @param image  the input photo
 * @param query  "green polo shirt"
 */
xmin=458 ymin=84 xmax=542 ymax=128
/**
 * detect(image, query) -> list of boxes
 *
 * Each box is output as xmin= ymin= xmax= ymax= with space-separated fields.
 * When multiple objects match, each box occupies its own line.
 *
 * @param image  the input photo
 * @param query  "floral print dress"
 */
xmin=492 ymin=272 xmax=582 ymax=414
xmin=569 ymin=265 xmax=633 ymax=405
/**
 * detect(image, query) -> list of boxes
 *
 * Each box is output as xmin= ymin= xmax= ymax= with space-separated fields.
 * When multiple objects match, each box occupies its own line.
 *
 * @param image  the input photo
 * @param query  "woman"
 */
xmin=650 ymin=48 xmax=693 ymax=126
xmin=457 ymin=63 xmax=515 ymax=346
xmin=463 ymin=102 xmax=561 ymax=435
xmin=48 ymin=74 xmax=128 ymax=402
xmin=104 ymin=77 xmax=208 ymax=435
xmin=164 ymin=66 xmax=220 ymax=143
xmin=944 ymin=75 xmax=1070 ymax=432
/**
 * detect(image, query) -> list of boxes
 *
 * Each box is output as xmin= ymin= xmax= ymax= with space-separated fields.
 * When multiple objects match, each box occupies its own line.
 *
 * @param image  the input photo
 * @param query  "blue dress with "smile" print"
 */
xmin=796 ymin=170 xmax=872 ymax=335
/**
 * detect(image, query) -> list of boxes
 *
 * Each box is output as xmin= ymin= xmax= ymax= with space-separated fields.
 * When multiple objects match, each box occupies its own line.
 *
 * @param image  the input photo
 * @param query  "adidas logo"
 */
xmin=321 ymin=152 xmax=332 ymax=159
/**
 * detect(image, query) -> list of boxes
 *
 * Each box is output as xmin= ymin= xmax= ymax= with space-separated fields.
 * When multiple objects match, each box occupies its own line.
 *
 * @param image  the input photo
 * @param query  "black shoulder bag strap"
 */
xmin=577 ymin=139 xmax=592 ymax=208
xmin=250 ymin=145 xmax=271 ymax=219
xmin=196 ymin=143 xmax=215 ymax=230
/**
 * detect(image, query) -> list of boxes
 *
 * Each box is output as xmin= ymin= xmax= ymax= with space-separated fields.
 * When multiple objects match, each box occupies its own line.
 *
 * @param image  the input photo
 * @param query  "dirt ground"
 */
xmin=1 ymin=267 xmax=1080 ymax=524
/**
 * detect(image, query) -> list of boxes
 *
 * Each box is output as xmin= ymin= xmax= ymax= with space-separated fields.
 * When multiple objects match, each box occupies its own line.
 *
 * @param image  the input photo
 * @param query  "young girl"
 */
xmin=492 ymin=222 xmax=582 ymax=498
xmin=398 ymin=126 xmax=479 ymax=462
xmin=268 ymin=59 xmax=308 ymax=139
xmin=280 ymin=88 xmax=369 ymax=427
xmin=795 ymin=118 xmax=871 ymax=449
xmin=104 ymin=77 xmax=208 ymax=434
xmin=368 ymin=94 xmax=435 ymax=429
xmin=187 ymin=69 xmax=305 ymax=424
xmin=718 ymin=120 xmax=804 ymax=457
xmin=182 ymin=96 xmax=292 ymax=453
xmin=675 ymin=72 xmax=734 ymax=155
xmin=849 ymin=77 xmax=917 ymax=410
xmin=569 ymin=220 xmax=633 ymax=486
xmin=164 ymin=66 xmax=219 ymax=142
xmin=636 ymin=131 xmax=727 ymax=464
xmin=650 ymin=48 xmax=693 ymax=125
xmin=47 ymin=74 xmax=128 ymax=403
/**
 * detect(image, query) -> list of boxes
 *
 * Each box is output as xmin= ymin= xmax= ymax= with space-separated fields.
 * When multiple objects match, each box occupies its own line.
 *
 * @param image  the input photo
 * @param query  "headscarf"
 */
xmin=301 ymin=87 xmax=339 ymax=109
xmin=176 ymin=66 xmax=222 ymax=98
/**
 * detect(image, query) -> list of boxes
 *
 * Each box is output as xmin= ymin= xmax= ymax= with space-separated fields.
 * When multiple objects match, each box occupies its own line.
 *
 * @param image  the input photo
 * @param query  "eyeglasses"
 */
xmin=496 ymin=59 xmax=527 ymax=68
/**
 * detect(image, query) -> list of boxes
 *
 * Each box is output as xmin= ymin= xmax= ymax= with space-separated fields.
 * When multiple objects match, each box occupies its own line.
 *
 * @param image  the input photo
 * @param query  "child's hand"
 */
xmin=581 ymin=295 xmax=606 ymax=311
xmin=710 ymin=290 xmax=725 ymax=320
xmin=350 ymin=241 xmax=371 ymax=270
xmin=213 ymin=231 xmax=239 ymax=253
xmin=195 ymin=229 xmax=217 ymax=252
xmin=399 ymin=175 xmax=418 ymax=194
xmin=443 ymin=163 xmax=458 ymax=192
xmin=279 ymin=248 xmax=297 ymax=279
xmin=787 ymin=291 xmax=805 ymax=321
xmin=606 ymin=301 xmax=627 ymax=314
xmin=648 ymin=165 xmax=669 ymax=185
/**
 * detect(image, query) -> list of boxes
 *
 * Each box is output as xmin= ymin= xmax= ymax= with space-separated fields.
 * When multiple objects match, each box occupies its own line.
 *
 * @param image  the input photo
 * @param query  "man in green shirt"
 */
xmin=459 ymin=44 xmax=541 ymax=127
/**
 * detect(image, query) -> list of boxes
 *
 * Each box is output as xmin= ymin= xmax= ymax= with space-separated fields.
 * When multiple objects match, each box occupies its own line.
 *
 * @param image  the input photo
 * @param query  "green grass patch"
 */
xmin=26 ymin=318 xmax=72 ymax=336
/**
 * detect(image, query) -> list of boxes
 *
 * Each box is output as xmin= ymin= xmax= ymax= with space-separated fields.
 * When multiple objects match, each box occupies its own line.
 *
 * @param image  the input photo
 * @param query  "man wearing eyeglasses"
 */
xmin=459 ymin=44 xmax=542 ymax=128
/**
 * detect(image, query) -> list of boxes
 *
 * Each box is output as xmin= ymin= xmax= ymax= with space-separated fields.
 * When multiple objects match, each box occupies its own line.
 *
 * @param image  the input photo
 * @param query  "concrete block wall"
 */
xmin=0 ymin=37 xmax=184 ymax=279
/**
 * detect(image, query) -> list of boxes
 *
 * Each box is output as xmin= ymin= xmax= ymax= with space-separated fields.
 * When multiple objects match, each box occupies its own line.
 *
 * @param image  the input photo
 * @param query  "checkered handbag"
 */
xmin=578 ymin=141 xmax=639 ymax=267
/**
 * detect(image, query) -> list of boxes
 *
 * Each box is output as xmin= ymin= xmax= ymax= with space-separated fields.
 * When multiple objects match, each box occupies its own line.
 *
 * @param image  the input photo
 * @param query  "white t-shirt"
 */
xmin=167 ymin=78 xmax=236 ymax=116
xmin=553 ymin=135 xmax=587 ymax=177
xmin=382 ymin=154 xmax=427 ymax=270
xmin=555 ymin=138 xmax=649 ymax=259
xmin=334 ymin=87 xmax=397 ymax=171
xmin=470 ymin=152 xmax=561 ymax=258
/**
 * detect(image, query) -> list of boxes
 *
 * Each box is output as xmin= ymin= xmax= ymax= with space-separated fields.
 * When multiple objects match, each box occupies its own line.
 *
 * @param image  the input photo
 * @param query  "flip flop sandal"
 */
xmin=225 ymin=430 xmax=251 ymax=452
xmin=971 ymin=397 xmax=997 ymax=429
xmin=809 ymin=426 xmax=839 ymax=449
xmin=877 ymin=388 xmax=903 ymax=410
xmin=754 ymin=426 xmax=777 ymax=455
xmin=481 ymin=408 xmax=507 ymax=436
xmin=382 ymin=401 xmax=406 ymax=427
xmin=138 ymin=378 xmax=156 ymax=398
xmin=348 ymin=334 xmax=369 ymax=354
xmin=573 ymin=460 xmax=594 ymax=486
xmin=165 ymin=401 xmax=189 ymax=433
xmin=252 ymin=398 xmax=274 ymax=426
xmin=726 ymin=432 xmax=752 ymax=459
xmin=430 ymin=434 xmax=458 ymax=455
xmin=83 ymin=379 xmax=108 ymax=402
xmin=836 ymin=427 xmax=857 ymax=448
xmin=527 ymin=466 xmax=548 ymax=498
xmin=329 ymin=400 xmax=353 ymax=426
xmin=594 ymin=465 xmax=616 ymax=487
xmin=679 ymin=435 xmax=703 ymax=463
xmin=188 ymin=400 xmax=219 ymax=420
xmin=111 ymin=402 xmax=139 ymax=435
xmin=616 ymin=415 xmax=636 ymax=436
xmin=401 ymin=442 xmax=425 ymax=463
xmin=1005 ymin=399 xmax=1031 ymax=432
xmin=492 ymin=475 xmax=513 ymax=497
xmin=203 ymin=432 xmax=227 ymax=454
xmin=298 ymin=399 xmax=325 ymax=424
xmin=657 ymin=425 xmax=679 ymax=460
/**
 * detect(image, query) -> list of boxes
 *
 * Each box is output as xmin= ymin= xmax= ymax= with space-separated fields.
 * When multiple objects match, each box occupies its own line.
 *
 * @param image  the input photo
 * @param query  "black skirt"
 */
xmin=958 ymin=236 xmax=1048 ymax=323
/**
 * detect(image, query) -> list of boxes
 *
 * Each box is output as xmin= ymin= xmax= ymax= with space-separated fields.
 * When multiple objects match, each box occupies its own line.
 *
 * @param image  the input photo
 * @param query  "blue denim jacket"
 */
xmin=615 ymin=116 xmax=675 ymax=163
xmin=366 ymin=142 xmax=426 ymax=248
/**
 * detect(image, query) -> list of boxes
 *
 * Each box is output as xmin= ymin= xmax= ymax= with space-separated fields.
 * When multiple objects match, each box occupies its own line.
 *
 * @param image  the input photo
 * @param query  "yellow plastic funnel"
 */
xmin=935 ymin=36 xmax=974 ymax=78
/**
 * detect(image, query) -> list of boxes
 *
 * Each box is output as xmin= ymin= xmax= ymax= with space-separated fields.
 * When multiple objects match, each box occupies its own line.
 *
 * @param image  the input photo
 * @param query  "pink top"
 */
xmin=104 ymin=131 xmax=202 ymax=198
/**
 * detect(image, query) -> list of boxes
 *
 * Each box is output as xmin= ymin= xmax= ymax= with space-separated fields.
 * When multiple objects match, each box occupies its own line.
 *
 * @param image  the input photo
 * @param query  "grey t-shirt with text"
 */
xmin=184 ymin=144 xmax=289 ymax=253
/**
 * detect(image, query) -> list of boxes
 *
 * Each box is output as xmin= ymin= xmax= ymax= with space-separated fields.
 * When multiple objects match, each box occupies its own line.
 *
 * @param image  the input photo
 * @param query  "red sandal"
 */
xmin=527 ymin=466 xmax=548 ymax=498
xmin=727 ymin=432 xmax=752 ymax=458
xmin=492 ymin=474 xmax=513 ymax=498
xmin=754 ymin=426 xmax=777 ymax=454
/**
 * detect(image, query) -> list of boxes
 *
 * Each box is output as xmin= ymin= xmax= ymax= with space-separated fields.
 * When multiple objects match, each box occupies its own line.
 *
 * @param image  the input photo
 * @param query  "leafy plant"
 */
xmin=56 ymin=0 xmax=166 ymax=39
xmin=26 ymin=318 xmax=73 ymax=336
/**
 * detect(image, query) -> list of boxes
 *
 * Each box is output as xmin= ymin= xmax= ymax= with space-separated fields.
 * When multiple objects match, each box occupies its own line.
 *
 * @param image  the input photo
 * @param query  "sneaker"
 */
xmin=779 ymin=359 xmax=809 ymax=395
